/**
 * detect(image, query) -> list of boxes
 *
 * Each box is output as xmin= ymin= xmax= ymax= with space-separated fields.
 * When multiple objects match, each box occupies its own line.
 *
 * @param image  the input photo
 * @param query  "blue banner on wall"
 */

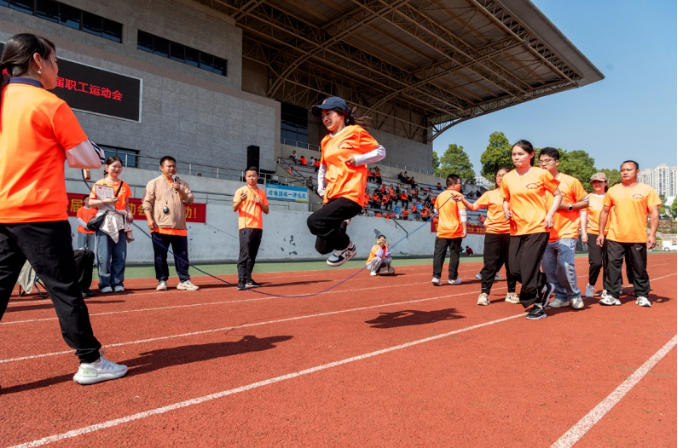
xmin=266 ymin=184 xmax=308 ymax=202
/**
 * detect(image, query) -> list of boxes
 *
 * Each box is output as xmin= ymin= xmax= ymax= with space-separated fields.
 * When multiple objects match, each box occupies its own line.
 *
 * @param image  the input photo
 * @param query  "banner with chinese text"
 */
xmin=266 ymin=184 xmax=308 ymax=202
xmin=430 ymin=219 xmax=486 ymax=235
xmin=67 ymin=194 xmax=206 ymax=223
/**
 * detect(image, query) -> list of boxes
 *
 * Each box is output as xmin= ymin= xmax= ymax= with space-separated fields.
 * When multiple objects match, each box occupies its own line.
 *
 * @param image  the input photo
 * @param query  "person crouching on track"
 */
xmin=596 ymin=161 xmax=660 ymax=307
xmin=143 ymin=156 xmax=199 ymax=292
xmin=307 ymin=96 xmax=386 ymax=266
xmin=366 ymin=235 xmax=395 ymax=276
xmin=500 ymin=140 xmax=562 ymax=320
xmin=0 ymin=33 xmax=127 ymax=385
xmin=233 ymin=167 xmax=269 ymax=290
xmin=431 ymin=174 xmax=466 ymax=286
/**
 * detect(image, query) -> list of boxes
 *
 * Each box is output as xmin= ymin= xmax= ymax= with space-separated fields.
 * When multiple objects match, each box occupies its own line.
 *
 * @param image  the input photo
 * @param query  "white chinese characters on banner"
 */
xmin=265 ymin=184 xmax=309 ymax=203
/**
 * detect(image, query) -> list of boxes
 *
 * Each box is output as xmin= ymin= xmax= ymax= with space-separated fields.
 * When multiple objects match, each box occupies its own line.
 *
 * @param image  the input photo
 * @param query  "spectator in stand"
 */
xmin=465 ymin=246 xmax=474 ymax=256
xmin=399 ymin=190 xmax=409 ymax=208
xmin=381 ymin=193 xmax=391 ymax=211
xmin=410 ymin=202 xmax=418 ymax=220
xmin=402 ymin=208 xmax=409 ymax=220
xmin=412 ymin=188 xmax=419 ymax=201
xmin=374 ymin=167 xmax=382 ymax=185
xmin=375 ymin=212 xmax=382 ymax=218
xmin=76 ymin=196 xmax=97 ymax=252
xmin=366 ymin=235 xmax=394 ymax=276
xmin=410 ymin=176 xmax=417 ymax=188
xmin=424 ymin=194 xmax=432 ymax=208
xmin=384 ymin=213 xmax=392 ymax=220
xmin=299 ymin=155 xmax=308 ymax=166
xmin=313 ymin=157 xmax=320 ymax=172
xmin=371 ymin=190 xmax=381 ymax=209
xmin=368 ymin=167 xmax=375 ymax=182
xmin=289 ymin=150 xmax=298 ymax=164
xmin=436 ymin=182 xmax=443 ymax=191
xmin=306 ymin=176 xmax=315 ymax=190
xmin=420 ymin=204 xmax=430 ymax=221
xmin=398 ymin=172 xmax=405 ymax=183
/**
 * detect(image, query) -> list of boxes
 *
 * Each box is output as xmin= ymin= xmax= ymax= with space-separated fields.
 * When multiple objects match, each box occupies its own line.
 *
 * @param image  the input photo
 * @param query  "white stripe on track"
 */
xmin=6 ymin=313 xmax=524 ymax=448
xmin=551 ymin=335 xmax=677 ymax=448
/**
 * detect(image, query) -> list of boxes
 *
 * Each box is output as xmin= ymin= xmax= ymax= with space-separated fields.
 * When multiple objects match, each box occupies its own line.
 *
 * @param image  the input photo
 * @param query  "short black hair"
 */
xmin=446 ymin=174 xmax=460 ymax=187
xmin=539 ymin=147 xmax=560 ymax=161
xmin=160 ymin=156 xmax=176 ymax=166
xmin=621 ymin=160 xmax=639 ymax=170
xmin=245 ymin=166 xmax=259 ymax=174
xmin=83 ymin=195 xmax=89 ymax=201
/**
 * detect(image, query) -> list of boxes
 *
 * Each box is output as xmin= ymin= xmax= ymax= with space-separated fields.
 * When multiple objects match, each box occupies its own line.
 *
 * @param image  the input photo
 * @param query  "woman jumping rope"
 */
xmin=307 ymin=97 xmax=385 ymax=266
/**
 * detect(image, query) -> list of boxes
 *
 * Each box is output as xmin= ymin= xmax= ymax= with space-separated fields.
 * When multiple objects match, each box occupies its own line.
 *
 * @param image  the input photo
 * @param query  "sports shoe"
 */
xmin=236 ymin=282 xmax=246 ymax=291
xmin=326 ymin=242 xmax=357 ymax=267
xmin=526 ymin=305 xmax=547 ymax=320
xmin=538 ymin=282 xmax=556 ymax=309
xmin=599 ymin=291 xmax=621 ymax=306
xmin=73 ymin=352 xmax=128 ymax=385
xmin=571 ymin=297 xmax=584 ymax=310
xmin=548 ymin=298 xmax=570 ymax=308
xmin=370 ymin=271 xmax=378 ymax=276
xmin=431 ymin=277 xmax=441 ymax=286
xmin=82 ymin=290 xmax=95 ymax=298
xmin=156 ymin=281 xmax=167 ymax=291
xmin=100 ymin=286 xmax=112 ymax=293
xmin=246 ymin=280 xmax=262 ymax=288
xmin=448 ymin=278 xmax=462 ymax=285
xmin=477 ymin=293 xmax=490 ymax=306
xmin=505 ymin=292 xmax=520 ymax=304
xmin=636 ymin=296 xmax=651 ymax=307
xmin=177 ymin=280 xmax=199 ymax=291
xmin=114 ymin=285 xmax=124 ymax=293
xmin=475 ymin=272 xmax=482 ymax=280
xmin=495 ymin=274 xmax=502 ymax=280
xmin=584 ymin=284 xmax=595 ymax=298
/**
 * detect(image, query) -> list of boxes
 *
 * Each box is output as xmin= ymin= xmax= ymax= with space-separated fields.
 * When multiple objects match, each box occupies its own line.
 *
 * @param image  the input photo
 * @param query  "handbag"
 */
xmin=86 ymin=181 xmax=125 ymax=231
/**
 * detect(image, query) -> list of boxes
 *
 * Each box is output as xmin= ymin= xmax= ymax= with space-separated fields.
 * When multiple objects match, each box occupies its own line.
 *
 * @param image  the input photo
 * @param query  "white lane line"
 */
xmin=6 ymin=313 xmax=524 ymax=448
xmin=0 ymin=287 xmax=501 ymax=364
xmin=551 ymin=335 xmax=677 ymax=448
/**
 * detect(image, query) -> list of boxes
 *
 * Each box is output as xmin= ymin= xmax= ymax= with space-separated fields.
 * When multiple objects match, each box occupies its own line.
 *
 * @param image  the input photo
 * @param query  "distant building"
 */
xmin=475 ymin=176 xmax=494 ymax=189
xmin=637 ymin=164 xmax=677 ymax=197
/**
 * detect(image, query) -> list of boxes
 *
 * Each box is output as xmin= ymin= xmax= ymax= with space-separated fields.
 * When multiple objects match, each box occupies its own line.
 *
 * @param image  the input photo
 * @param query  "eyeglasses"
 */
xmin=539 ymin=158 xmax=555 ymax=164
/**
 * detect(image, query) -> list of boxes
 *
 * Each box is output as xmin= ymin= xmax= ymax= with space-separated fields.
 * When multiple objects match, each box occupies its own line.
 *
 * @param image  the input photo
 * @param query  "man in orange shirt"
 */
xmin=597 ymin=161 xmax=660 ymax=307
xmin=538 ymin=148 xmax=589 ymax=310
xmin=76 ymin=196 xmax=97 ymax=252
xmin=233 ymin=167 xmax=269 ymax=290
xmin=432 ymin=174 xmax=467 ymax=286
xmin=143 ymin=156 xmax=199 ymax=292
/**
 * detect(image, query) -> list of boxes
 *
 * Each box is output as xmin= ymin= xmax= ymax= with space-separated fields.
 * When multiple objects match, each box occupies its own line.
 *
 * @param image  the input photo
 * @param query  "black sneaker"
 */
xmin=246 ymin=280 xmax=262 ymax=288
xmin=539 ymin=282 xmax=555 ymax=308
xmin=236 ymin=282 xmax=246 ymax=291
xmin=526 ymin=305 xmax=547 ymax=320
xmin=326 ymin=242 xmax=357 ymax=267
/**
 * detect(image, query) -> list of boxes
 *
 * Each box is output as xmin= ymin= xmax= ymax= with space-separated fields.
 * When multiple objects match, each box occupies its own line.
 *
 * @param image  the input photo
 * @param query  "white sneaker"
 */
xmin=100 ymin=286 xmax=112 ymax=293
xmin=584 ymin=284 xmax=595 ymax=298
xmin=370 ymin=271 xmax=377 ymax=276
xmin=571 ymin=297 xmax=584 ymax=310
xmin=505 ymin=292 xmax=520 ymax=304
xmin=636 ymin=296 xmax=651 ymax=307
xmin=73 ymin=352 xmax=128 ymax=385
xmin=177 ymin=280 xmax=199 ymax=291
xmin=475 ymin=272 xmax=482 ymax=280
xmin=495 ymin=274 xmax=502 ymax=280
xmin=448 ymin=278 xmax=462 ymax=285
xmin=326 ymin=243 xmax=357 ymax=267
xmin=477 ymin=293 xmax=490 ymax=306
xmin=431 ymin=277 xmax=441 ymax=286
xmin=549 ymin=298 xmax=570 ymax=308
xmin=114 ymin=286 xmax=124 ymax=293
xmin=600 ymin=291 xmax=621 ymax=306
xmin=156 ymin=281 xmax=167 ymax=291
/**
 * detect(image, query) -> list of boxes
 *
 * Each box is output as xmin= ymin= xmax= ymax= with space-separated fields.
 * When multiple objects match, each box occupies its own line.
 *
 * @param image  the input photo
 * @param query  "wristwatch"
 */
xmin=568 ymin=204 xmax=573 ymax=211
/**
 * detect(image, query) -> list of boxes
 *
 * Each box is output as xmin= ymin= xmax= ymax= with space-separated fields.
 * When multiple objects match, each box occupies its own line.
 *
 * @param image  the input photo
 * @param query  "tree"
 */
xmin=558 ymin=149 xmax=597 ymax=193
xmin=480 ymin=132 xmax=513 ymax=182
xmin=432 ymin=151 xmax=440 ymax=172
xmin=671 ymin=200 xmax=677 ymax=219
xmin=435 ymin=143 xmax=476 ymax=184
xmin=658 ymin=194 xmax=668 ymax=217
xmin=598 ymin=168 xmax=621 ymax=187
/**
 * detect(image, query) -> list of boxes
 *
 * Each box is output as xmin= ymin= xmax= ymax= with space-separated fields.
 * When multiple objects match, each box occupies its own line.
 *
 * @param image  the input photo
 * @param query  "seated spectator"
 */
xmin=410 ymin=176 xmax=417 ymax=188
xmin=366 ymin=235 xmax=395 ymax=276
xmin=436 ymin=182 xmax=443 ymax=191
xmin=306 ymin=176 xmax=314 ymax=190
xmin=368 ymin=168 xmax=375 ymax=182
xmin=465 ymin=246 xmax=474 ymax=256
xmin=374 ymin=167 xmax=382 ymax=185
xmin=381 ymin=194 xmax=391 ymax=210
xmin=409 ymin=203 xmax=418 ymax=219
xmin=289 ymin=150 xmax=298 ymax=164
xmin=371 ymin=191 xmax=381 ymax=208
xmin=397 ymin=172 xmax=405 ymax=183
xmin=401 ymin=209 xmax=409 ymax=220
xmin=375 ymin=212 xmax=382 ymax=218
xmin=420 ymin=205 xmax=430 ymax=220
xmin=299 ymin=155 xmax=307 ymax=166
xmin=399 ymin=191 xmax=409 ymax=208
xmin=313 ymin=158 xmax=320 ymax=172
xmin=384 ymin=213 xmax=392 ymax=220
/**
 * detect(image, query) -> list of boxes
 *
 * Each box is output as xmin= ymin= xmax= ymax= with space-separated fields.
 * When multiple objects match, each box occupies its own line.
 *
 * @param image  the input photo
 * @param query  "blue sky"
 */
xmin=433 ymin=0 xmax=677 ymax=173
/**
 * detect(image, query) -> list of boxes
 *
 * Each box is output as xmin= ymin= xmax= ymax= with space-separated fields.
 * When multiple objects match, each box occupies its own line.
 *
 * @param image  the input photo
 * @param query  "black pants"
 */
xmin=481 ymin=233 xmax=517 ymax=294
xmin=508 ymin=232 xmax=549 ymax=307
xmin=605 ymin=240 xmax=649 ymax=298
xmin=307 ymin=197 xmax=363 ymax=254
xmin=0 ymin=222 xmax=101 ymax=363
xmin=587 ymin=234 xmax=634 ymax=288
xmin=432 ymin=237 xmax=462 ymax=279
xmin=152 ymin=232 xmax=190 ymax=283
xmin=237 ymin=228 xmax=263 ymax=282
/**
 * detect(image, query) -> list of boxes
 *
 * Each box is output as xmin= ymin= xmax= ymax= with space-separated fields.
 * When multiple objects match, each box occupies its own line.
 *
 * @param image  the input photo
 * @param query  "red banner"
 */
xmin=430 ymin=218 xmax=486 ymax=235
xmin=66 ymin=194 xmax=206 ymax=223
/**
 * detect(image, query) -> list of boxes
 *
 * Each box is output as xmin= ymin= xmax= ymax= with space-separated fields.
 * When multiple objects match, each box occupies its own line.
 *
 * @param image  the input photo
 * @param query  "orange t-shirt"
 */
xmin=473 ymin=189 xmax=509 ymax=234
xmin=584 ymin=194 xmax=609 ymax=236
xmin=76 ymin=206 xmax=98 ymax=234
xmin=89 ymin=178 xmax=132 ymax=210
xmin=366 ymin=244 xmax=387 ymax=264
xmin=0 ymin=82 xmax=88 ymax=223
xmin=320 ymin=125 xmax=378 ymax=206
xmin=500 ymin=167 xmax=560 ymax=236
xmin=545 ymin=173 xmax=588 ymax=241
xmin=604 ymin=183 xmax=661 ymax=243
xmin=234 ymin=185 xmax=268 ymax=229
xmin=434 ymin=189 xmax=465 ymax=239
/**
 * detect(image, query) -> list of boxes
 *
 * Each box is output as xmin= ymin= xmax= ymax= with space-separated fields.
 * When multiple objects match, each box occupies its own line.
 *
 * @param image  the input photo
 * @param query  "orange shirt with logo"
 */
xmin=473 ymin=189 xmax=509 ymax=234
xmin=320 ymin=125 xmax=378 ymax=206
xmin=500 ymin=167 xmax=560 ymax=236
xmin=604 ymin=183 xmax=661 ymax=243
xmin=584 ymin=194 xmax=609 ymax=236
xmin=76 ymin=206 xmax=98 ymax=234
xmin=545 ymin=173 xmax=588 ymax=241
xmin=0 ymin=83 xmax=88 ymax=223
xmin=89 ymin=178 xmax=132 ymax=210
xmin=434 ymin=189 xmax=466 ymax=239
xmin=234 ymin=185 xmax=268 ymax=229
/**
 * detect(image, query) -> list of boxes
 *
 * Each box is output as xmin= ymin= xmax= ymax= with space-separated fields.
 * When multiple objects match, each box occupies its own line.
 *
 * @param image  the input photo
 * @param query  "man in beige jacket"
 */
xmin=143 ymin=156 xmax=199 ymax=291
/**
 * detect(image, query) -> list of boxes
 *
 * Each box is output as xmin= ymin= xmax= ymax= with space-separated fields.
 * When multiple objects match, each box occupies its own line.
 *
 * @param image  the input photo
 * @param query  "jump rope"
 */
xmin=82 ymin=171 xmax=457 ymax=299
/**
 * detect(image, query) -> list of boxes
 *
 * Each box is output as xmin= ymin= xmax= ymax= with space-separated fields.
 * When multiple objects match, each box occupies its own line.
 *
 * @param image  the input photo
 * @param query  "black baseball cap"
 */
xmin=311 ymin=96 xmax=349 ymax=117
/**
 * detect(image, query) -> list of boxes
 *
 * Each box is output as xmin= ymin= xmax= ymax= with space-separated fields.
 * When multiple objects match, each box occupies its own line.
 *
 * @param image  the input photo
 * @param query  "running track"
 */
xmin=1 ymin=254 xmax=675 ymax=447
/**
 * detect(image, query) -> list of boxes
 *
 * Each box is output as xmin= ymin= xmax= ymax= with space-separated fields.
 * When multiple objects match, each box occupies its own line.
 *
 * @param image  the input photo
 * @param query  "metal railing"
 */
xmin=280 ymin=138 xmax=321 ymax=151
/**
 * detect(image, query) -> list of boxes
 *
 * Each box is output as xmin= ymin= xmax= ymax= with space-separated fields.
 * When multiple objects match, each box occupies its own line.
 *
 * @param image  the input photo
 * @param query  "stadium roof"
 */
xmin=192 ymin=0 xmax=604 ymax=143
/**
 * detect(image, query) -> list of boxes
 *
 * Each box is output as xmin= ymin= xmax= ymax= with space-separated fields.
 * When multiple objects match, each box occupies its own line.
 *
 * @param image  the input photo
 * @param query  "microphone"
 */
xmin=173 ymin=175 xmax=179 ymax=192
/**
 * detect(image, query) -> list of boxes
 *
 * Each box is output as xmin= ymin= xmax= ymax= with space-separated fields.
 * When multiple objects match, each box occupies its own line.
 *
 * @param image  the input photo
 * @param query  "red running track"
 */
xmin=0 ymin=254 xmax=675 ymax=447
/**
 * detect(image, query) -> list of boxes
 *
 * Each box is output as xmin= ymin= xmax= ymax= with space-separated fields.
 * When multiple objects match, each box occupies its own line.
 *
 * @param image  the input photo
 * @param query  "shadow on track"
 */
xmin=365 ymin=308 xmax=464 ymax=329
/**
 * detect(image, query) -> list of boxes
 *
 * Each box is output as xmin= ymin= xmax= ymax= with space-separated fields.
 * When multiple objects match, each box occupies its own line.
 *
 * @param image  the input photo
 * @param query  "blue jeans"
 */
xmin=96 ymin=230 xmax=127 ymax=289
xmin=541 ymin=238 xmax=581 ymax=300
xmin=77 ymin=232 xmax=97 ymax=264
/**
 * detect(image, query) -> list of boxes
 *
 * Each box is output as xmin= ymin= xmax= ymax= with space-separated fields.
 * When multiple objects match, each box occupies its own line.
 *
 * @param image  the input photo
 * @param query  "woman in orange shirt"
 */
xmin=0 ymin=33 xmax=126 ymax=384
xmin=307 ymin=97 xmax=385 ymax=266
xmin=457 ymin=167 xmax=518 ymax=306
xmin=500 ymin=140 xmax=562 ymax=320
